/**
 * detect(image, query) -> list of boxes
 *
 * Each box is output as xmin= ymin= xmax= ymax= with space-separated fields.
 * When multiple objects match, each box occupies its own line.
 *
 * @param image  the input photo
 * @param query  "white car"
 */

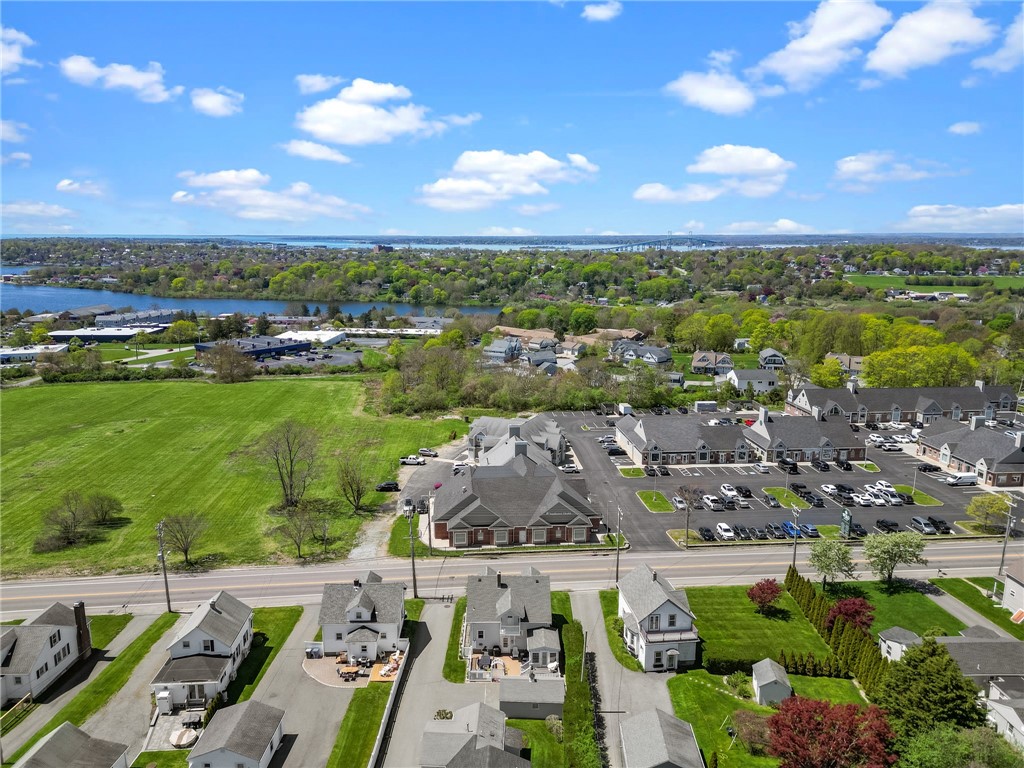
xmin=875 ymin=480 xmax=895 ymax=492
xmin=852 ymin=493 xmax=873 ymax=507
xmin=867 ymin=434 xmax=885 ymax=444
xmin=869 ymin=492 xmax=889 ymax=507
xmin=672 ymin=496 xmax=687 ymax=510
xmin=820 ymin=484 xmax=838 ymax=496
xmin=399 ymin=455 xmax=426 ymax=465
xmin=703 ymin=495 xmax=724 ymax=511
xmin=559 ymin=463 xmax=580 ymax=473
xmin=985 ymin=419 xmax=999 ymax=428
xmin=720 ymin=484 xmax=740 ymax=499
xmin=452 ymin=461 xmax=469 ymax=474
xmin=752 ymin=463 xmax=771 ymax=474
xmin=716 ymin=522 xmax=736 ymax=541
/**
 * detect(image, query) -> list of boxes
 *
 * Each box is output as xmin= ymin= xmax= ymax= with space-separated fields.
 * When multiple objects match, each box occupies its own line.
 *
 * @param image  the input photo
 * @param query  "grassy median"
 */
xmin=931 ymin=578 xmax=1024 ymax=640
xmin=326 ymin=682 xmax=392 ymax=768
xmin=442 ymin=596 xmax=467 ymax=683
xmin=226 ymin=606 xmax=303 ymax=703
xmin=636 ymin=490 xmax=674 ymax=512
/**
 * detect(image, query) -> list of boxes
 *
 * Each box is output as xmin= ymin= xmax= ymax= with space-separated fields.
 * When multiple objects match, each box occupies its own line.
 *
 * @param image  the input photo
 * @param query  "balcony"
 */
xmin=641 ymin=628 xmax=699 ymax=643
xmin=499 ymin=622 xmax=521 ymax=637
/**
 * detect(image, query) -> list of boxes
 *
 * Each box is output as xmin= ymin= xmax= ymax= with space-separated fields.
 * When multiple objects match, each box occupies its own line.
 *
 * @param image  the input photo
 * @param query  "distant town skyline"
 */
xmin=1 ymin=1 xmax=1022 ymax=236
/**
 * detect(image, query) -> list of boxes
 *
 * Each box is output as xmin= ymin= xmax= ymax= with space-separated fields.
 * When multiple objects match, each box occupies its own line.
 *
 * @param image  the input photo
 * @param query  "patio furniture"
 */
xmin=182 ymin=712 xmax=202 ymax=728
xmin=170 ymin=728 xmax=198 ymax=748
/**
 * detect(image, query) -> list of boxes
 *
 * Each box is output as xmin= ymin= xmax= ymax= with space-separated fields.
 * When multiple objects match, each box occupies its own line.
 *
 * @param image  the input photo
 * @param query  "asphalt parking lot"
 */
xmin=551 ymin=410 xmax=1020 ymax=549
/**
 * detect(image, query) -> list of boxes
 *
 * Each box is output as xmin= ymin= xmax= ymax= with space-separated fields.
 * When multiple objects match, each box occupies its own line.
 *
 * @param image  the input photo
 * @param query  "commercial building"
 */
xmin=274 ymin=329 xmax=347 ymax=346
xmin=96 ymin=309 xmax=177 ymax=327
xmin=48 ymin=325 xmax=170 ymax=343
xmin=0 ymin=344 xmax=69 ymax=364
xmin=918 ymin=417 xmax=1024 ymax=487
xmin=194 ymin=335 xmax=312 ymax=360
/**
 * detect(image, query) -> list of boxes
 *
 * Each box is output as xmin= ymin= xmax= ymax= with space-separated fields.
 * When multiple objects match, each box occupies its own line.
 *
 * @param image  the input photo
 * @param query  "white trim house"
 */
xmin=318 ymin=572 xmax=407 ymax=659
xmin=617 ymin=564 xmax=698 ymax=672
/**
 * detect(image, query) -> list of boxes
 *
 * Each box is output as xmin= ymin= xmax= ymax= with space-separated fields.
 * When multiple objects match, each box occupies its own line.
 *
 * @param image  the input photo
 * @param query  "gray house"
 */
xmin=499 ymin=676 xmax=565 ymax=719
xmin=465 ymin=567 xmax=553 ymax=659
xmin=420 ymin=702 xmax=529 ymax=768
xmin=14 ymin=722 xmax=128 ymax=768
xmin=619 ymin=709 xmax=705 ymax=768
xmin=878 ymin=626 xmax=922 ymax=661
xmin=187 ymin=700 xmax=285 ymax=768
xmin=617 ymin=564 xmax=699 ymax=672
xmin=752 ymin=658 xmax=791 ymax=705
xmin=725 ymin=368 xmax=778 ymax=395
xmin=758 ymin=348 xmax=786 ymax=371
xmin=1 ymin=601 xmax=92 ymax=706
xmin=318 ymin=572 xmax=407 ymax=659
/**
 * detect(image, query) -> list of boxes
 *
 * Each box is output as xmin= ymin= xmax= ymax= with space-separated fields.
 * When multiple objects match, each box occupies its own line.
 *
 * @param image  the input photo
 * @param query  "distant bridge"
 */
xmin=591 ymin=237 xmax=720 ymax=253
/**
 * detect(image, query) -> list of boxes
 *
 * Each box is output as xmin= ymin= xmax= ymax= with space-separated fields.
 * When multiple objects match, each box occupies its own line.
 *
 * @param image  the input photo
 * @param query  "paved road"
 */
xmin=2 ymin=541 xmax=1018 ymax=617
xmin=572 ymin=592 xmax=672 ymax=768
xmin=927 ymin=590 xmax=1015 ymax=638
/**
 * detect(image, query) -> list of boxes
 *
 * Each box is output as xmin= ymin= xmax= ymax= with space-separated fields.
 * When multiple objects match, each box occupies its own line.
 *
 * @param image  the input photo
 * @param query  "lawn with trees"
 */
xmin=0 ymin=380 xmax=467 ymax=576
xmin=326 ymin=682 xmax=392 ymax=768
xmin=224 ymin=607 xmax=302 ymax=703
xmin=820 ymin=580 xmax=965 ymax=640
xmin=931 ymin=578 xmax=1024 ymax=641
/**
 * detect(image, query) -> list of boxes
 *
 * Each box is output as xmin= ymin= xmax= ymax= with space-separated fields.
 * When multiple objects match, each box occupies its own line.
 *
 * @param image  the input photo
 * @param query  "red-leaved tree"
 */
xmin=768 ymin=697 xmax=897 ymax=768
xmin=747 ymin=578 xmax=783 ymax=614
xmin=826 ymin=598 xmax=875 ymax=632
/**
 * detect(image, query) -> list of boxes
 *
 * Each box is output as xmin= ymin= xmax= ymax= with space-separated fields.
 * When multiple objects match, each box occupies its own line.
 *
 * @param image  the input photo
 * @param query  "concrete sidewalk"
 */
xmin=928 ymin=588 xmax=1014 ymax=639
xmin=571 ymin=591 xmax=672 ymax=768
xmin=382 ymin=601 xmax=496 ymax=768
xmin=0 ymin=612 xmax=159 ymax=755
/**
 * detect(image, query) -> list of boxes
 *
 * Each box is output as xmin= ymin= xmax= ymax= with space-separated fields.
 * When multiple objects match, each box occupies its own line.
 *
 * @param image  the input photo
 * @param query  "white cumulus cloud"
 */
xmin=59 ymin=55 xmax=184 ymax=103
xmin=417 ymin=149 xmax=599 ymax=211
xmin=972 ymin=8 xmax=1024 ymax=73
xmin=948 ymin=121 xmax=981 ymax=135
xmin=1 ymin=200 xmax=74 ymax=218
xmin=865 ymin=1 xmax=996 ymax=78
xmin=514 ymin=203 xmax=561 ymax=216
xmin=172 ymin=169 xmax=370 ymax=222
xmin=834 ymin=150 xmax=948 ymax=191
xmin=56 ymin=178 xmax=102 ymax=196
xmin=750 ymin=0 xmax=892 ymax=91
xmin=296 ymin=77 xmax=476 ymax=146
xmin=1 ymin=26 xmax=40 ymax=77
xmin=665 ymin=65 xmax=756 ymax=116
xmin=295 ymin=73 xmax=345 ymax=94
xmin=636 ymin=144 xmax=795 ymax=204
xmin=280 ymin=139 xmax=352 ymax=165
xmin=724 ymin=218 xmax=816 ymax=234
xmin=480 ymin=226 xmax=536 ymax=236
xmin=1 ymin=151 xmax=31 ymax=167
xmin=895 ymin=203 xmax=1024 ymax=233
xmin=1 ymin=119 xmax=29 ymax=143
xmin=190 ymin=87 xmax=244 ymax=117
xmin=581 ymin=1 xmax=622 ymax=22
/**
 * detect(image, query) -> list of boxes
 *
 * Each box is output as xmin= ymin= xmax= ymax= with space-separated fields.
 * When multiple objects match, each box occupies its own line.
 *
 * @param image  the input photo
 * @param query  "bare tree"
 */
xmin=42 ymin=491 xmax=88 ymax=547
xmin=163 ymin=511 xmax=209 ymax=566
xmin=337 ymin=455 xmax=371 ymax=513
xmin=263 ymin=420 xmax=319 ymax=509
xmin=279 ymin=506 xmax=314 ymax=558
xmin=85 ymin=491 xmax=123 ymax=525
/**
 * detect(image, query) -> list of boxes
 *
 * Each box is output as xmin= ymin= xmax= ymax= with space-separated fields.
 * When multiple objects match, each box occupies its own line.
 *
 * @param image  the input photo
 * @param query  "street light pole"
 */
xmin=996 ymin=494 xmax=1019 ymax=592
xmin=614 ymin=505 xmax=622 ymax=583
xmin=155 ymin=521 xmax=172 ymax=613
xmin=408 ymin=508 xmax=420 ymax=599
xmin=790 ymin=506 xmax=800 ymax=569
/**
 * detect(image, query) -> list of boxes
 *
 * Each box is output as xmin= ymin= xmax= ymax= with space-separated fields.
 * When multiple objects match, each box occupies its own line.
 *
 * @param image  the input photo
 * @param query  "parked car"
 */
xmin=791 ymin=483 xmax=808 ymax=493
xmin=852 ymin=493 xmax=873 ymax=507
xmin=765 ymin=522 xmax=786 ymax=539
xmin=763 ymin=493 xmax=781 ymax=508
xmin=799 ymin=523 xmax=821 ymax=538
xmin=607 ymin=447 xmax=626 ymax=456
xmin=703 ymin=495 xmax=725 ymax=511
xmin=835 ymin=459 xmax=853 ymax=471
xmin=723 ymin=498 xmax=738 ymax=511
xmin=820 ymin=484 xmax=838 ymax=496
xmin=605 ymin=419 xmax=617 ymax=427
xmin=644 ymin=465 xmax=657 ymax=477
xmin=865 ymin=422 xmax=880 ymax=430
xmin=836 ymin=483 xmax=856 ymax=494
xmin=735 ymin=485 xmax=753 ymax=498
xmin=849 ymin=521 xmax=868 ymax=537
xmin=875 ymin=519 xmax=900 ymax=533
xmin=910 ymin=516 xmax=937 ymax=534
xmin=917 ymin=463 xmax=940 ymax=472
xmin=672 ymin=496 xmax=687 ymax=510
xmin=375 ymin=481 xmax=400 ymax=492
xmin=811 ymin=458 xmax=830 ymax=471
xmin=881 ymin=491 xmax=903 ymax=506
xmin=656 ymin=465 xmax=670 ymax=476
xmin=752 ymin=462 xmax=771 ymax=474
xmin=896 ymin=492 xmax=915 ymax=505
xmin=720 ymin=484 xmax=740 ymax=499
xmin=418 ymin=448 xmax=439 ymax=457
xmin=927 ymin=516 xmax=952 ymax=534
xmin=805 ymin=494 xmax=826 ymax=508
xmin=736 ymin=497 xmax=751 ymax=508
xmin=837 ymin=491 xmax=855 ymax=503
xmin=716 ymin=522 xmax=736 ymax=541
xmin=750 ymin=527 xmax=768 ymax=540
xmin=849 ymin=423 xmax=860 ymax=432
xmin=400 ymin=455 xmax=426 ymax=465
xmin=733 ymin=524 xmax=752 ymax=540
xmin=559 ymin=463 xmax=580 ymax=473
xmin=876 ymin=480 xmax=896 ymax=492
xmin=781 ymin=520 xmax=802 ymax=538
xmin=778 ymin=458 xmax=799 ymax=474
xmin=881 ymin=442 xmax=902 ymax=452
xmin=869 ymin=492 xmax=889 ymax=507
xmin=677 ymin=407 xmax=689 ymax=414
xmin=698 ymin=526 xmax=715 ymax=542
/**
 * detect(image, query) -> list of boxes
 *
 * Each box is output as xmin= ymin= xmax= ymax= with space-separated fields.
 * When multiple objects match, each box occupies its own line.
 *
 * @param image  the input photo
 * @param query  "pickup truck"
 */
xmin=399 ymin=455 xmax=426 ymax=465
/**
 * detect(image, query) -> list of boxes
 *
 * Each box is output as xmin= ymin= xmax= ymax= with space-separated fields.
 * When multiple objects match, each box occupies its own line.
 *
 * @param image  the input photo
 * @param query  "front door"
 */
xmin=519 ymin=529 xmax=527 ymax=544
xmin=667 ymin=652 xmax=677 ymax=670
xmin=187 ymin=684 xmax=202 ymax=701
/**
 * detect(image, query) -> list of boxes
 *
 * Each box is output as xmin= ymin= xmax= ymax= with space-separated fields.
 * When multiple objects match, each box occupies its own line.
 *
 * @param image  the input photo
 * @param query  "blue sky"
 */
xmin=1 ymin=1 xmax=1022 ymax=236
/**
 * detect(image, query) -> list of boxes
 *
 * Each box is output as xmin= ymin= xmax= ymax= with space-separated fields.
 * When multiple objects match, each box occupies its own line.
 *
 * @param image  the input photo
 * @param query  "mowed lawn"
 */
xmin=685 ymin=586 xmax=829 ymax=665
xmin=845 ymin=274 xmax=1024 ymax=290
xmin=0 ymin=380 xmax=467 ymax=576
xmin=823 ymin=580 xmax=966 ymax=639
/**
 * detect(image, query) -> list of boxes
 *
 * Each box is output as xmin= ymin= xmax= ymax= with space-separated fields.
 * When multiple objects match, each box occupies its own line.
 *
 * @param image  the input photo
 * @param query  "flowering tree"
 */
xmin=747 ymin=578 xmax=783 ymax=614
xmin=768 ymin=697 xmax=897 ymax=768
xmin=826 ymin=598 xmax=875 ymax=632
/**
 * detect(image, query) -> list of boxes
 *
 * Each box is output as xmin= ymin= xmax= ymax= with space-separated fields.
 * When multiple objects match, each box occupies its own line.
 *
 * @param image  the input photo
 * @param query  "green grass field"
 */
xmin=598 ymin=590 xmax=644 ymax=671
xmin=637 ymin=490 xmax=674 ymax=512
xmin=686 ymin=585 xmax=830 ymax=666
xmin=512 ymin=719 xmax=564 ymax=768
xmin=0 ymin=380 xmax=467 ymax=576
xmin=854 ymin=462 xmax=880 ymax=472
xmin=893 ymin=485 xmax=942 ymax=506
xmin=823 ymin=580 xmax=966 ymax=639
xmin=5 ymin=612 xmax=179 ymax=766
xmin=130 ymin=752 xmax=188 ymax=768
xmin=930 ymin=578 xmax=1024 ymax=641
xmin=88 ymin=614 xmax=133 ymax=649
xmin=225 ymin=607 xmax=302 ymax=703
xmin=619 ymin=467 xmax=645 ymax=478
xmin=326 ymin=682 xmax=391 ymax=768
xmin=443 ymin=596 xmax=467 ymax=683
xmin=763 ymin=487 xmax=808 ymax=509
xmin=789 ymin=674 xmax=865 ymax=705
xmin=845 ymin=274 xmax=1024 ymax=290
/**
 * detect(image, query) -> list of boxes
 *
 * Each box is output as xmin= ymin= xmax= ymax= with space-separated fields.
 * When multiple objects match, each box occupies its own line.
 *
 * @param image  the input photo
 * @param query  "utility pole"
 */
xmin=683 ymin=497 xmax=691 ymax=551
xmin=615 ymin=505 xmax=623 ymax=583
xmin=408 ymin=508 xmax=420 ymax=599
xmin=791 ymin=506 xmax=801 ymax=569
xmin=996 ymin=494 xmax=1020 ymax=593
xmin=156 ymin=521 xmax=172 ymax=613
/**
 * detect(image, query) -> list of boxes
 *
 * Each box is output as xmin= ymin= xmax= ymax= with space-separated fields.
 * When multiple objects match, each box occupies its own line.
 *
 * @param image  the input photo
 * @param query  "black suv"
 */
xmin=811 ymin=458 xmax=830 ymax=471
xmin=778 ymin=458 xmax=799 ymax=474
xmin=644 ymin=465 xmax=657 ymax=477
xmin=875 ymin=519 xmax=899 ymax=533
xmin=790 ymin=483 xmax=808 ymax=493
xmin=849 ymin=521 xmax=868 ymax=537
xmin=835 ymin=459 xmax=853 ymax=471
xmin=698 ymin=526 xmax=716 ymax=542
xmin=917 ymin=463 xmax=940 ymax=473
xmin=836 ymin=483 xmax=856 ymax=494
xmin=375 ymin=481 xmax=400 ymax=492
xmin=927 ymin=516 xmax=953 ymax=534
xmin=735 ymin=485 xmax=753 ymax=498
xmin=805 ymin=493 xmax=826 ymax=507
xmin=656 ymin=465 xmax=670 ymax=476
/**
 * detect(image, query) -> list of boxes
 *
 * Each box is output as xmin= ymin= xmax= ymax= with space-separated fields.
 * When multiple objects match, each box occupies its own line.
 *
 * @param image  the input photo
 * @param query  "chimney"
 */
xmin=652 ymin=569 xmax=658 ymax=581
xmin=758 ymin=407 xmax=769 ymax=425
xmin=846 ymin=381 xmax=858 ymax=394
xmin=508 ymin=424 xmax=521 ymax=439
xmin=1015 ymin=432 xmax=1023 ymax=449
xmin=970 ymin=415 xmax=984 ymax=431
xmin=514 ymin=439 xmax=528 ymax=457
xmin=209 ymin=597 xmax=221 ymax=613
xmin=811 ymin=405 xmax=822 ymax=422
xmin=353 ymin=578 xmax=361 ymax=588
xmin=73 ymin=601 xmax=92 ymax=661
xmin=975 ymin=379 xmax=985 ymax=392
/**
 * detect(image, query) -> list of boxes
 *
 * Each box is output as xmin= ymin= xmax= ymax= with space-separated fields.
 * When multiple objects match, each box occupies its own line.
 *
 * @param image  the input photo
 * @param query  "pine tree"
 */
xmin=829 ymin=616 xmax=846 ymax=651
xmin=778 ymin=649 xmax=789 ymax=670
xmin=710 ymin=752 xmax=719 ymax=768
xmin=806 ymin=652 xmax=818 ymax=676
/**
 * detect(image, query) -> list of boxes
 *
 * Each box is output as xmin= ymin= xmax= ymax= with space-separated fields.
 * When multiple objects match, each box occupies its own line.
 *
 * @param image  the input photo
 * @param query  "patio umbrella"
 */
xmin=170 ymin=728 xmax=198 ymax=748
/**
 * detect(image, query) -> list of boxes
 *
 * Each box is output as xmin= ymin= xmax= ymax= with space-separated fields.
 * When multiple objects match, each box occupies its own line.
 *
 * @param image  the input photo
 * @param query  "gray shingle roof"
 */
xmin=16 ymin=722 xmax=128 ymax=768
xmin=499 ymin=677 xmax=565 ymax=705
xmin=466 ymin=568 xmax=551 ymax=626
xmin=617 ymin=415 xmax=747 ymax=454
xmin=791 ymin=384 xmax=1015 ymax=419
xmin=420 ymin=702 xmax=528 ymax=768
xmin=527 ymin=628 xmax=559 ymax=651
xmin=730 ymin=369 xmax=778 ymax=384
xmin=318 ymin=577 xmax=407 ymax=626
xmin=151 ymin=654 xmax=230 ymax=684
xmin=28 ymin=603 xmax=76 ymax=629
xmin=878 ymin=626 xmax=922 ymax=645
xmin=617 ymin=564 xmax=693 ymax=624
xmin=346 ymin=627 xmax=380 ymax=643
xmin=752 ymin=658 xmax=790 ymax=689
xmin=1006 ymin=558 xmax=1024 ymax=586
xmin=171 ymin=591 xmax=251 ymax=648
xmin=919 ymin=420 xmax=1024 ymax=471
xmin=743 ymin=414 xmax=862 ymax=452
xmin=620 ymin=709 xmax=705 ymax=768
xmin=189 ymin=700 xmax=284 ymax=762
xmin=1 ymin=626 xmax=52 ymax=675
xmin=937 ymin=636 xmax=1024 ymax=679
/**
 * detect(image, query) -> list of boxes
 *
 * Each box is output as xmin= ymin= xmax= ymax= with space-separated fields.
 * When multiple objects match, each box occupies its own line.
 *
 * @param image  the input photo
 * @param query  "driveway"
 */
xmin=253 ymin=607 xmax=353 ymax=768
xmin=382 ymin=601 xmax=497 ymax=768
xmin=571 ymin=591 xmax=672 ymax=768
xmin=1 ymin=612 xmax=160 ymax=756
xmin=927 ymin=590 xmax=1015 ymax=638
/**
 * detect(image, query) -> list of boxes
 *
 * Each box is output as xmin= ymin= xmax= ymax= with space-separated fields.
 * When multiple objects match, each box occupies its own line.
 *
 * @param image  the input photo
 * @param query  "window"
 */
xmin=555 ymin=527 xmax=562 ymax=539
xmin=477 ymin=630 xmax=484 ymax=640
xmin=532 ymin=653 xmax=540 ymax=663
xmin=356 ymin=612 xmax=362 ymax=620
xmin=654 ymin=651 xmax=663 ymax=667
xmin=532 ymin=703 xmax=540 ymax=709
xmin=380 ymin=632 xmax=387 ymax=639
xmin=649 ymin=615 xmax=660 ymax=631
xmin=360 ymin=645 xmax=368 ymax=653
xmin=336 ymin=633 xmax=344 ymax=641
xmin=48 ymin=630 xmax=60 ymax=648
xmin=477 ymin=529 xmax=485 ymax=542
xmin=668 ymin=614 xmax=677 ymax=628
xmin=182 ymin=640 xmax=190 ymax=649
xmin=13 ymin=676 xmax=21 ymax=685
xmin=203 ymin=640 xmax=215 ymax=652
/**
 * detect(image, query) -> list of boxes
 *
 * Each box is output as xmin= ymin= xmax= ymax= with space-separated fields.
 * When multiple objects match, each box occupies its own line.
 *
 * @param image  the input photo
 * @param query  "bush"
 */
xmin=545 ymin=714 xmax=564 ymax=743
xmin=725 ymin=671 xmax=753 ymax=699
xmin=434 ymin=709 xmax=453 ymax=720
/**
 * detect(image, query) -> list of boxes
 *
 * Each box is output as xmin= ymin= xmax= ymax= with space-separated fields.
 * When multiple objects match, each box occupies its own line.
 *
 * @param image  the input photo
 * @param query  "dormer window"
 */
xmin=356 ymin=612 xmax=362 ymax=620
